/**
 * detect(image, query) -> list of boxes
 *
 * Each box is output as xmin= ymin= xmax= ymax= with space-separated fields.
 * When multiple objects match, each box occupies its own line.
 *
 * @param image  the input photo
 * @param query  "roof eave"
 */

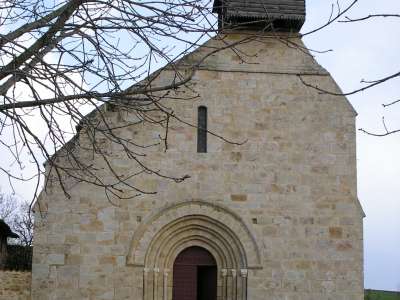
xmin=225 ymin=12 xmax=305 ymax=21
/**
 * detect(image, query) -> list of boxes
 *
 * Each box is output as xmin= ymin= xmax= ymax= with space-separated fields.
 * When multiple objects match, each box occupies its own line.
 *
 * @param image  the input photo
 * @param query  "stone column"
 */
xmin=221 ymin=269 xmax=228 ymax=300
xmin=153 ymin=268 xmax=160 ymax=300
xmin=231 ymin=269 xmax=237 ymax=300
xmin=240 ymin=269 xmax=248 ymax=300
xmin=163 ymin=269 xmax=169 ymax=300
xmin=143 ymin=268 xmax=150 ymax=300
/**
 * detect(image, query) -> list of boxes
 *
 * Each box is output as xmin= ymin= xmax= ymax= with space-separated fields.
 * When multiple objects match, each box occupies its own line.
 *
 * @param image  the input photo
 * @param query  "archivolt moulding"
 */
xmin=126 ymin=200 xmax=262 ymax=269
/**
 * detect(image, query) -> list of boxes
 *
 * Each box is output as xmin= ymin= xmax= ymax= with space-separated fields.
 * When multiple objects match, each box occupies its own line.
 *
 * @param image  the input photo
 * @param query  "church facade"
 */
xmin=31 ymin=1 xmax=364 ymax=299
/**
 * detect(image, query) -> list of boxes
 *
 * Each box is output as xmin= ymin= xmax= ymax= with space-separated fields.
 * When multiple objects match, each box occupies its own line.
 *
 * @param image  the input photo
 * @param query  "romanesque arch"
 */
xmin=127 ymin=200 xmax=262 ymax=300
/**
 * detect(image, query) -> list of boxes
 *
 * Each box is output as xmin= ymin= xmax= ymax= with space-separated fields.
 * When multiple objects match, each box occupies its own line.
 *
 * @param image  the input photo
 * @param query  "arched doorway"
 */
xmin=173 ymin=246 xmax=217 ymax=300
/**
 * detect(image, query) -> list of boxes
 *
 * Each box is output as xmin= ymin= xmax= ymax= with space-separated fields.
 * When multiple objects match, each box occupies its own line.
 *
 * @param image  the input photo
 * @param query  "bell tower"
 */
xmin=213 ymin=0 xmax=306 ymax=31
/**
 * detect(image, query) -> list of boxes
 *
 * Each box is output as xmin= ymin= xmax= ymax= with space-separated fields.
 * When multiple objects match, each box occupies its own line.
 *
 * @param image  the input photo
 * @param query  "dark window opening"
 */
xmin=197 ymin=106 xmax=207 ymax=153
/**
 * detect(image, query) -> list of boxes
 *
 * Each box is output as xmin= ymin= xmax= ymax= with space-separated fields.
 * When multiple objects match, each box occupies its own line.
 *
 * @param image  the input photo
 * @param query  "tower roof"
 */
xmin=213 ymin=0 xmax=306 ymax=32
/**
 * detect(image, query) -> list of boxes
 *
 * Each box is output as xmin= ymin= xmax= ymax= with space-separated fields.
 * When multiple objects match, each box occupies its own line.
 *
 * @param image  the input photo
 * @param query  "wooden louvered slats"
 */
xmin=214 ymin=0 xmax=305 ymax=20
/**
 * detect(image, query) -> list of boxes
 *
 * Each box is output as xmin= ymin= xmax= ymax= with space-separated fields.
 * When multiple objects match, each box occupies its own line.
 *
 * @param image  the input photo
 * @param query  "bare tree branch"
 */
xmin=383 ymin=99 xmax=400 ymax=108
xmin=1 ymin=0 xmax=255 ymax=205
xmin=1 ymin=0 xmax=399 ymax=207
xmin=297 ymin=71 xmax=400 ymax=97
xmin=340 ymin=14 xmax=400 ymax=22
xmin=0 ymin=191 xmax=33 ymax=246
xmin=301 ymin=0 xmax=359 ymax=37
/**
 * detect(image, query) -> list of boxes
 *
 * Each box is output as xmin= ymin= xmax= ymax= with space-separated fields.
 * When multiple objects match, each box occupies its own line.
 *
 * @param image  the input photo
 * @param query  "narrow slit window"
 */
xmin=197 ymin=106 xmax=207 ymax=153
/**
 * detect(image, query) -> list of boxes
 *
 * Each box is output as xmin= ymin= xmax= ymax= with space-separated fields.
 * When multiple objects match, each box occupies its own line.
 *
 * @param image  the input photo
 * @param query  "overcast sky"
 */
xmin=1 ymin=0 xmax=399 ymax=292
xmin=303 ymin=0 xmax=400 ymax=292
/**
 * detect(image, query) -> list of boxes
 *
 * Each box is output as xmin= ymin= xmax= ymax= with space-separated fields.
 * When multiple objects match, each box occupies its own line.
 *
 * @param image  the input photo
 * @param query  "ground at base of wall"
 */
xmin=365 ymin=289 xmax=400 ymax=300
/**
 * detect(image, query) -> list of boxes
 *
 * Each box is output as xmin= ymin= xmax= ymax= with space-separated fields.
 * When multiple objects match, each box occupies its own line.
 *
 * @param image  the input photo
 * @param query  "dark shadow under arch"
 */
xmin=173 ymin=246 xmax=217 ymax=300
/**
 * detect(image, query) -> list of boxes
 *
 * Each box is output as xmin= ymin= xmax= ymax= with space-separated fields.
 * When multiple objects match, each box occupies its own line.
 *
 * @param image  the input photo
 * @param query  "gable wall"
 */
xmin=32 ymin=34 xmax=363 ymax=300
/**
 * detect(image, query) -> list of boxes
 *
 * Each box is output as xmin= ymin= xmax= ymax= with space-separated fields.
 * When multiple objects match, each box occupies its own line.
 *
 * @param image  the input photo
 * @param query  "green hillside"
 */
xmin=365 ymin=289 xmax=400 ymax=300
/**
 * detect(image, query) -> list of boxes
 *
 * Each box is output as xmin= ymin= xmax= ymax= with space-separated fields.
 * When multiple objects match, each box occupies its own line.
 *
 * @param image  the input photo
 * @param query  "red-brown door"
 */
xmin=173 ymin=246 xmax=217 ymax=300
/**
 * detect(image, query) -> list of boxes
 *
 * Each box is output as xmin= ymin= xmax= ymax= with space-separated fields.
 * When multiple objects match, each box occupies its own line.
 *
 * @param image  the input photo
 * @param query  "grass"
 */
xmin=365 ymin=289 xmax=400 ymax=300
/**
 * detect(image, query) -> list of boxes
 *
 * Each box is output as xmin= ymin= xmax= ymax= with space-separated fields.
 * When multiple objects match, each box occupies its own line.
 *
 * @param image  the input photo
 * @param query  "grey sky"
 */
xmin=1 ymin=0 xmax=399 ymax=292
xmin=303 ymin=0 xmax=400 ymax=292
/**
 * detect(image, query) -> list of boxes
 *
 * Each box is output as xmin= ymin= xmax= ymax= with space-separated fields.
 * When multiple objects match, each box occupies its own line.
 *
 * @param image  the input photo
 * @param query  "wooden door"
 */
xmin=173 ymin=246 xmax=217 ymax=300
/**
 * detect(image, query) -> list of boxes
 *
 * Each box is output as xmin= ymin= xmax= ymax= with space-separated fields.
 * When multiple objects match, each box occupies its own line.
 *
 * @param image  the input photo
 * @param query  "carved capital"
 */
xmin=240 ymin=269 xmax=248 ymax=278
xmin=221 ymin=269 xmax=228 ymax=277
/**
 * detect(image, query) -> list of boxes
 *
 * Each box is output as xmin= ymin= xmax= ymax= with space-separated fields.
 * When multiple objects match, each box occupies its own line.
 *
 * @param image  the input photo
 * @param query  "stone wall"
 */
xmin=31 ymin=33 xmax=364 ymax=300
xmin=0 ymin=271 xmax=31 ymax=300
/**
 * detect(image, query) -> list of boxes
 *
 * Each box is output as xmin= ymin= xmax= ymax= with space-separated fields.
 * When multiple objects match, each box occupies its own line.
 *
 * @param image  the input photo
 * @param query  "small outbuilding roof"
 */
xmin=0 ymin=219 xmax=19 ymax=239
